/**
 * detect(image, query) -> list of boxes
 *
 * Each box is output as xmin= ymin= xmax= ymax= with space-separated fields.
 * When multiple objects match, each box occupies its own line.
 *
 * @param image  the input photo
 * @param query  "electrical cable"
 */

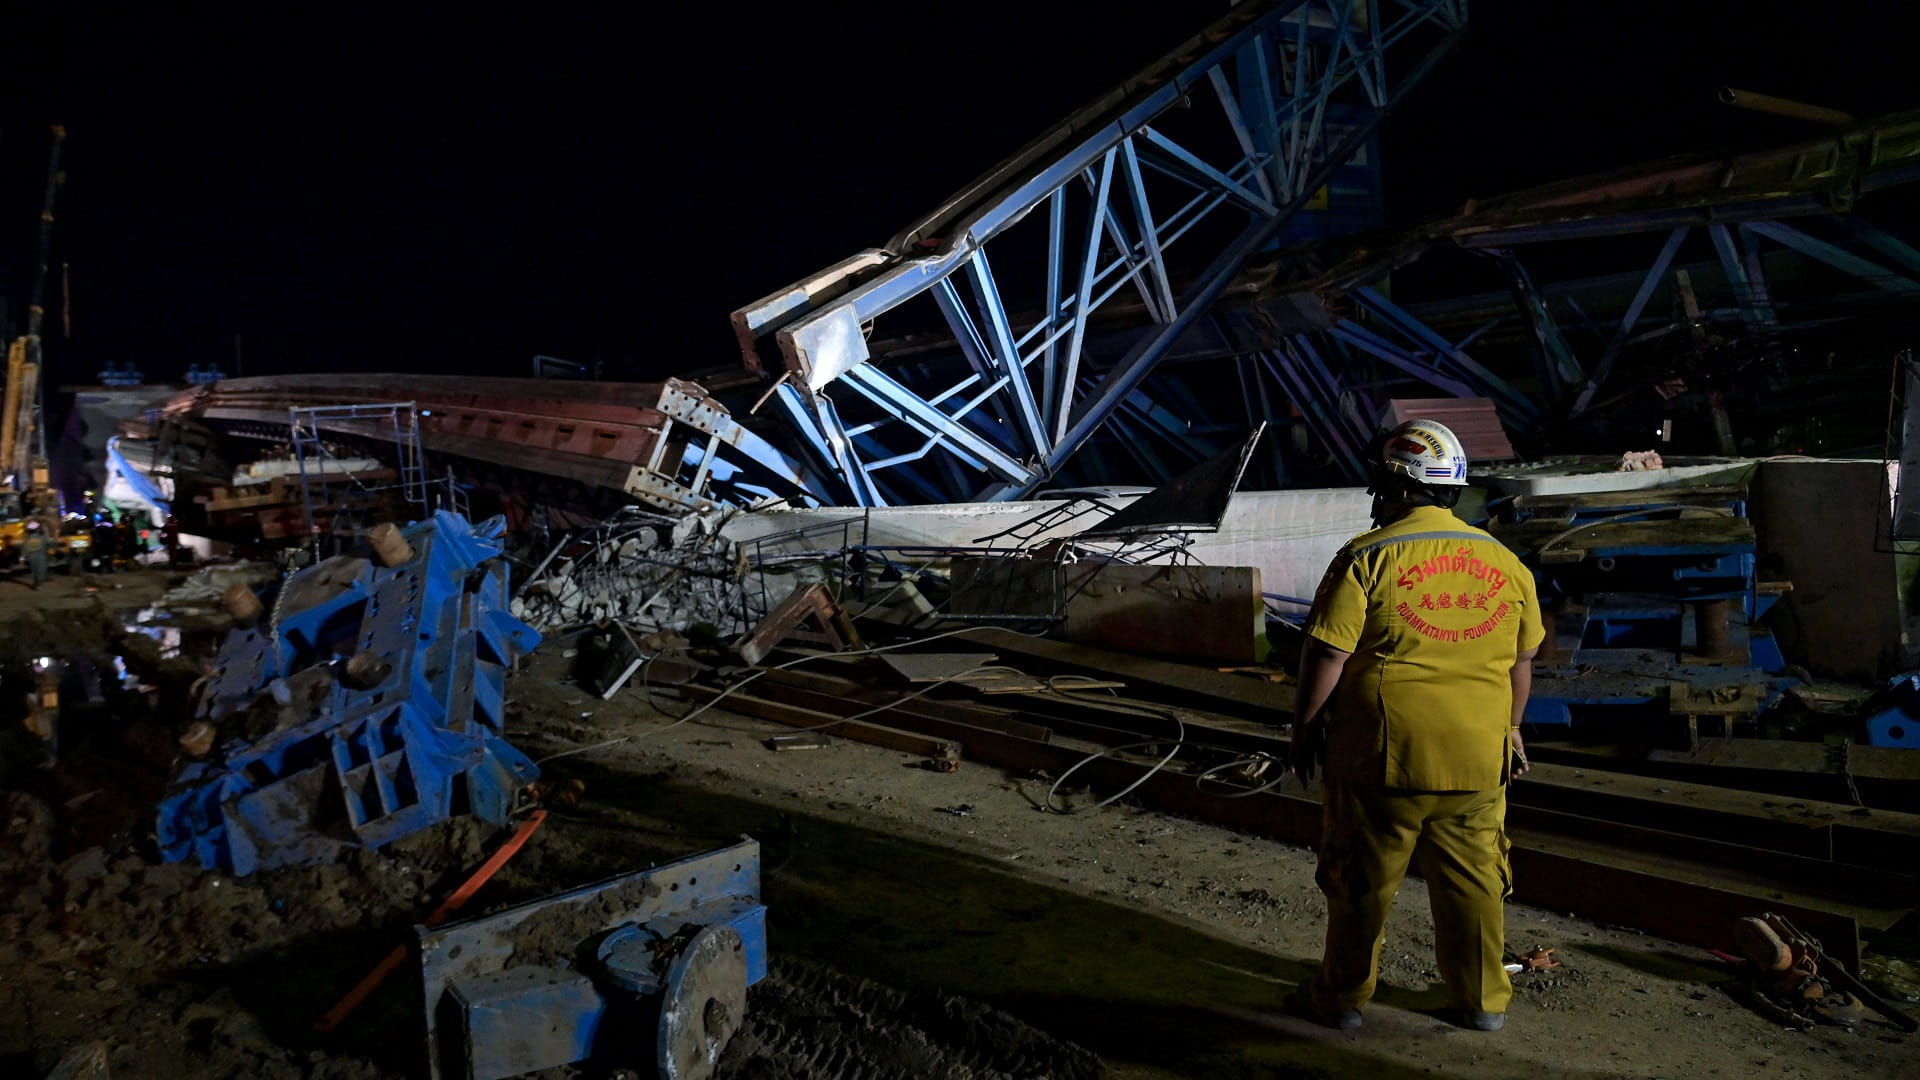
xmin=536 ymin=622 xmax=1300 ymax=816
xmin=1193 ymin=753 xmax=1291 ymax=798
xmin=1043 ymin=735 xmax=1186 ymax=814
xmin=970 ymin=675 xmax=1283 ymax=805
xmin=1025 ymin=675 xmax=1292 ymax=813
xmin=532 ymin=622 xmax=1056 ymax=765
xmin=682 ymin=663 xmax=1036 ymax=738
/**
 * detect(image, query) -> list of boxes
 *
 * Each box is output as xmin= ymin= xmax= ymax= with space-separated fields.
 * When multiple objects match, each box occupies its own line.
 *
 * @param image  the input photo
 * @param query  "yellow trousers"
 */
xmin=1310 ymin=781 xmax=1513 ymax=1014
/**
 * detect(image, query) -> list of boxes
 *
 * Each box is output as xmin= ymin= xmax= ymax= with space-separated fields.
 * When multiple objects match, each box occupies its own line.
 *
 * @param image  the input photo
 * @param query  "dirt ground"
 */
xmin=2 ymin=567 xmax=1916 ymax=1079
xmin=502 ymin=645 xmax=1919 ymax=1080
xmin=0 ymin=569 xmax=1103 ymax=1080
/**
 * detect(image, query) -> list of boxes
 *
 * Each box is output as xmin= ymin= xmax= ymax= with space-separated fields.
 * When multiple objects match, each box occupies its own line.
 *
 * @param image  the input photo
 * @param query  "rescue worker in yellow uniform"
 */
xmin=1287 ymin=419 xmax=1542 ymax=1033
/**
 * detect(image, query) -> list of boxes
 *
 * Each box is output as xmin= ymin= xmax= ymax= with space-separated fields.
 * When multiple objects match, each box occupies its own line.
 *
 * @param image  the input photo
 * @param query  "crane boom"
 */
xmin=5 ymin=124 xmax=64 ymax=501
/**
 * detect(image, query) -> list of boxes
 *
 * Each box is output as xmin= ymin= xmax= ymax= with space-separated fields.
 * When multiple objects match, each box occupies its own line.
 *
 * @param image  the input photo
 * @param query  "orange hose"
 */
xmin=313 ymin=810 xmax=548 ymax=1033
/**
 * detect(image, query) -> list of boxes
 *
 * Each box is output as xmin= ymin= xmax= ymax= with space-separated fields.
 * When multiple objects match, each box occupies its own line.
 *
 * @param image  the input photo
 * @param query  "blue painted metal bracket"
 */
xmin=155 ymin=512 xmax=542 ymax=875
xmin=733 ymin=0 xmax=1469 ymax=505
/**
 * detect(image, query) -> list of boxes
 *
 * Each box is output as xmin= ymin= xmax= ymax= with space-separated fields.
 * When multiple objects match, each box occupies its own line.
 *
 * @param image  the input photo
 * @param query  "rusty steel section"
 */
xmin=141 ymin=373 xmax=825 ymax=512
xmin=1241 ymin=106 xmax=1920 ymax=306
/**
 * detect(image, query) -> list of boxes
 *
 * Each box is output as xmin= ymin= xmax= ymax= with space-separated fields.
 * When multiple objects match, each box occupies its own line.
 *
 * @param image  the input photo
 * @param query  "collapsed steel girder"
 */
xmin=1234 ymin=107 xmax=1920 ymax=434
xmin=1245 ymin=106 xmax=1920 ymax=305
xmin=140 ymin=373 xmax=829 ymax=513
xmin=732 ymin=0 xmax=1469 ymax=505
xmin=1036 ymin=108 xmax=1920 ymax=478
xmin=747 ymin=81 xmax=1920 ymax=498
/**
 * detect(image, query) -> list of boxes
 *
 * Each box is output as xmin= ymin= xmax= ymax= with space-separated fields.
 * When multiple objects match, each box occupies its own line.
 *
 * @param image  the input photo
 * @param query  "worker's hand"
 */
xmin=1289 ymin=719 xmax=1323 ymax=783
xmin=1508 ymin=727 xmax=1529 ymax=779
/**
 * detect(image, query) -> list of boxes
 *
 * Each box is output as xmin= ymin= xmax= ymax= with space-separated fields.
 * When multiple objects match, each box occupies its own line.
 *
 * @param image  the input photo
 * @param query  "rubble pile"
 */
xmin=153 ymin=561 xmax=278 ymax=610
xmin=510 ymin=506 xmax=775 ymax=637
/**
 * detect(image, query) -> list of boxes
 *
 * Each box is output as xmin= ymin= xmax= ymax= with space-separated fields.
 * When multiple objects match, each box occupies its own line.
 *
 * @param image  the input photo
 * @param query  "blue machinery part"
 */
xmin=156 ymin=511 xmax=543 ymax=875
xmin=1493 ymin=487 xmax=1801 ymax=738
xmin=1863 ymin=673 xmax=1920 ymax=749
xmin=419 ymin=838 xmax=767 ymax=1080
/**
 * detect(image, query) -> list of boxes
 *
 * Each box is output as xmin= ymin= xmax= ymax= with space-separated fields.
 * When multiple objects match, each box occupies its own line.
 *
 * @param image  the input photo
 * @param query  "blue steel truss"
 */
xmin=1228 ymin=106 xmax=1920 ymax=465
xmin=1397 ymin=109 xmax=1920 ymax=420
xmin=734 ymin=0 xmax=1469 ymax=505
xmin=1469 ymin=219 xmax=1920 ymax=420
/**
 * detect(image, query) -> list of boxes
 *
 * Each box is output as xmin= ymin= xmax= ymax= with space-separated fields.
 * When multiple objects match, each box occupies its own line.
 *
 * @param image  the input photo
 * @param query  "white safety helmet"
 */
xmin=1377 ymin=419 xmax=1469 ymax=486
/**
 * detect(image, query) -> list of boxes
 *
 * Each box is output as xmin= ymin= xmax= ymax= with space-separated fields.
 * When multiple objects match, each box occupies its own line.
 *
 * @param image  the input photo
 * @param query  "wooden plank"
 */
xmin=977 ymin=679 xmax=1128 ymax=694
xmin=1382 ymin=397 xmax=1513 ymax=460
xmin=776 ymin=649 xmax=1920 ymax=880
xmin=1506 ymin=839 xmax=1861 ymax=973
xmin=1531 ymin=738 xmax=1920 ymax=822
xmin=949 ymin=627 xmax=1295 ymax=718
xmin=982 ymin=688 xmax=1285 ymax=757
xmin=677 ymin=683 xmax=958 ymax=761
xmin=979 ymin=677 xmax=1920 ymax=898
xmin=759 ymin=666 xmax=1206 ymax=755
xmin=755 ymin=667 xmax=1055 ymax=743
xmin=1515 ymin=805 xmax=1915 ymax=914
xmin=710 ymin=675 xmax=1874 ymax=967
xmin=768 ymin=657 xmax=1907 ymax=930
xmin=207 ymin=489 xmax=293 ymax=512
xmin=736 ymin=584 xmax=850 ymax=666
xmin=749 ymin=680 xmax=1059 ymax=755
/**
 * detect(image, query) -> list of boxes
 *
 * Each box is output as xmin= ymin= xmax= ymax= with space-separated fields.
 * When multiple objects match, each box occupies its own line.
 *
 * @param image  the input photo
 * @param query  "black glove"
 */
xmin=1289 ymin=720 xmax=1325 ymax=783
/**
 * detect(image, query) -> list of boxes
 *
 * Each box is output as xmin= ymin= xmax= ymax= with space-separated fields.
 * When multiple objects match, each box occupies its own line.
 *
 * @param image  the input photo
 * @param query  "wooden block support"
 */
xmin=735 ymin=584 xmax=856 ymax=665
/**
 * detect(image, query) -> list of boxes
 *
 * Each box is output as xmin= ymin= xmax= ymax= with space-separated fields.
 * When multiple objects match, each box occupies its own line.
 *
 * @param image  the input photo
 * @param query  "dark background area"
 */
xmin=2 ymin=0 xmax=1914 ymax=389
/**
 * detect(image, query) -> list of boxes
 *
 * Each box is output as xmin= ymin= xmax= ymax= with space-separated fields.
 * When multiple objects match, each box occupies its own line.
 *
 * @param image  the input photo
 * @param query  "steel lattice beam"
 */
xmin=735 ymin=0 xmax=1469 ymax=505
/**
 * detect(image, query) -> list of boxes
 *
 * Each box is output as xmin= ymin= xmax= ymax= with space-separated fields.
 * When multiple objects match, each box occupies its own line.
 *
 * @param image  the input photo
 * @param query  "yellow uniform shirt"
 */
xmin=1303 ymin=505 xmax=1544 ymax=792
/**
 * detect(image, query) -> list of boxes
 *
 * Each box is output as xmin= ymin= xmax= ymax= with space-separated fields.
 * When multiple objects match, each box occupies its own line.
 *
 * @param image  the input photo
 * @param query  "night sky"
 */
xmin=2 ymin=1 xmax=1913 ymax=390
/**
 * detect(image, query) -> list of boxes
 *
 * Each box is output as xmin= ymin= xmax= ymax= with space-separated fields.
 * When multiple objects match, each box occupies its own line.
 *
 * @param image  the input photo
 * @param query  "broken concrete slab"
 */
xmin=723 ymin=488 xmax=1373 ymax=608
xmin=950 ymin=558 xmax=1268 ymax=666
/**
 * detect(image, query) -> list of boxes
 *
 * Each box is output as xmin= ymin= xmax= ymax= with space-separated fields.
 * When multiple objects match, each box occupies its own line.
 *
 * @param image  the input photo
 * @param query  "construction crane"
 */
xmin=2 ymin=126 xmax=72 ymax=568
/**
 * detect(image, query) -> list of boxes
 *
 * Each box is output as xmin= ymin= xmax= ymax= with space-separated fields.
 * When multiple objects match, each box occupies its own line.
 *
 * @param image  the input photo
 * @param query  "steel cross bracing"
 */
xmin=733 ymin=0 xmax=1468 ymax=505
xmin=1250 ymin=218 xmax=1920 ymax=471
xmin=1216 ymin=106 xmax=1920 ymax=469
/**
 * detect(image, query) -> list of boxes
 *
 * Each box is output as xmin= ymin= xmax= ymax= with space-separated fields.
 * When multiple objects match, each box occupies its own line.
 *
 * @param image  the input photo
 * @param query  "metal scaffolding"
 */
xmin=289 ymin=401 xmax=447 ymax=552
